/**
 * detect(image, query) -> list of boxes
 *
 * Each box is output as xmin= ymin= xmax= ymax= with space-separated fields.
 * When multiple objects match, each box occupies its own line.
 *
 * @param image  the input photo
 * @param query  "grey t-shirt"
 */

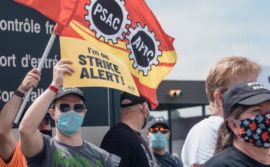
xmin=27 ymin=135 xmax=120 ymax=167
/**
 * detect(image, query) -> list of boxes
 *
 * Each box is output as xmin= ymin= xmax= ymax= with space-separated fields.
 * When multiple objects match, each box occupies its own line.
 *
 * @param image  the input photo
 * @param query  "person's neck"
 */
xmin=121 ymin=119 xmax=141 ymax=132
xmin=153 ymin=148 xmax=166 ymax=155
xmin=210 ymin=103 xmax=224 ymax=117
xmin=234 ymin=139 xmax=270 ymax=164
xmin=54 ymin=130 xmax=83 ymax=147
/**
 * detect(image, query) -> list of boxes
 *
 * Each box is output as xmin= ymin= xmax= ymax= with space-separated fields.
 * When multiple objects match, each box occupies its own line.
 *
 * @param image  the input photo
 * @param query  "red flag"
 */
xmin=15 ymin=0 xmax=79 ymax=27
xmin=15 ymin=0 xmax=177 ymax=109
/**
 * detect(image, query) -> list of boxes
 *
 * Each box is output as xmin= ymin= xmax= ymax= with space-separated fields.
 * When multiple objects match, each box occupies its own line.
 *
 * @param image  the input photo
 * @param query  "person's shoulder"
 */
xmin=101 ymin=122 xmax=138 ymax=149
xmin=182 ymin=116 xmax=223 ymax=164
xmin=189 ymin=116 xmax=223 ymax=133
xmin=198 ymin=116 xmax=223 ymax=127
xmin=105 ymin=123 xmax=134 ymax=138
xmin=84 ymin=140 xmax=110 ymax=156
xmin=171 ymin=153 xmax=182 ymax=166
xmin=84 ymin=141 xmax=121 ymax=165
xmin=203 ymin=148 xmax=232 ymax=167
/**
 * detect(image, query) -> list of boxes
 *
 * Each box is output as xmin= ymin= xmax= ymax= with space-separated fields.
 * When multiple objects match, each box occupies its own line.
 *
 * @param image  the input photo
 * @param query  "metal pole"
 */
xmin=202 ymin=105 xmax=206 ymax=117
xmin=168 ymin=107 xmax=172 ymax=154
xmin=14 ymin=33 xmax=57 ymax=124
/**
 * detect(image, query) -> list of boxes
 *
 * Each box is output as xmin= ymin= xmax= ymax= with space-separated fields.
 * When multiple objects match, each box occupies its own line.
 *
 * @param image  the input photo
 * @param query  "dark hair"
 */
xmin=215 ymin=105 xmax=249 ymax=154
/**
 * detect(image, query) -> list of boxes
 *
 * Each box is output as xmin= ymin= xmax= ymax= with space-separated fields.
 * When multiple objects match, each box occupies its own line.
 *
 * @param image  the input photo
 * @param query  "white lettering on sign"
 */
xmin=0 ymin=18 xmax=41 ymax=34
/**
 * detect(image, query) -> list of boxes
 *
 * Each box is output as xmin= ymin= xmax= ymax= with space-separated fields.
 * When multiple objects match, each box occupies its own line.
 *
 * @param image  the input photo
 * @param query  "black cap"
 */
xmin=147 ymin=116 xmax=169 ymax=129
xmin=223 ymin=82 xmax=270 ymax=118
xmin=120 ymin=92 xmax=146 ymax=108
xmin=53 ymin=87 xmax=85 ymax=102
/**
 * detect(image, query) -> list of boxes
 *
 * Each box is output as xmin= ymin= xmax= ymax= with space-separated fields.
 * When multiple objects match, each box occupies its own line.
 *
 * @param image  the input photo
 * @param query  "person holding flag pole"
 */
xmin=15 ymin=0 xmax=178 ymax=114
xmin=14 ymin=32 xmax=57 ymax=124
xmin=19 ymin=59 xmax=120 ymax=167
xmin=0 ymin=68 xmax=41 ymax=167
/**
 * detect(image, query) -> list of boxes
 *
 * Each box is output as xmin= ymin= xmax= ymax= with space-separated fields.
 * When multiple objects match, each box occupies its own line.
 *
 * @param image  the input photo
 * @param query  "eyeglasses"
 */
xmin=58 ymin=103 xmax=85 ymax=113
xmin=148 ymin=127 xmax=169 ymax=134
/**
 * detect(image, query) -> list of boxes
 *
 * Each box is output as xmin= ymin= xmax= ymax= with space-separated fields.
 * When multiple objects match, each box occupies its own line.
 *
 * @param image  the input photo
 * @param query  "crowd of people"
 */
xmin=1 ymin=56 xmax=270 ymax=167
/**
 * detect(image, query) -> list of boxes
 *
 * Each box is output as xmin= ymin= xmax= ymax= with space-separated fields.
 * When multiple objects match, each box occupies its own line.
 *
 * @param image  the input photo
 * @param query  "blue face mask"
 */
xmin=57 ymin=111 xmax=84 ymax=136
xmin=149 ymin=132 xmax=168 ymax=149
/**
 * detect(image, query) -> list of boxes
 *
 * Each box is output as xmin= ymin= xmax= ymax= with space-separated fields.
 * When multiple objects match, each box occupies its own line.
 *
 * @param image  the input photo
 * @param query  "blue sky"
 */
xmin=146 ymin=0 xmax=270 ymax=80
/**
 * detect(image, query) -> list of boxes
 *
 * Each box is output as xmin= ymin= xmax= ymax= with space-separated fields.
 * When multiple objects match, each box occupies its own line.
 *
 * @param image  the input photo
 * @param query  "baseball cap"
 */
xmin=120 ymin=92 xmax=147 ymax=108
xmin=147 ymin=116 xmax=169 ymax=129
xmin=223 ymin=82 xmax=270 ymax=118
xmin=53 ymin=87 xmax=85 ymax=102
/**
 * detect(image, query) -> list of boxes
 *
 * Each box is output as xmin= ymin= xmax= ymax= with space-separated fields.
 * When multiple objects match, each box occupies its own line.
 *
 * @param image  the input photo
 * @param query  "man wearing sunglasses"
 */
xmin=19 ymin=59 xmax=120 ymax=167
xmin=147 ymin=117 xmax=182 ymax=167
xmin=101 ymin=92 xmax=159 ymax=167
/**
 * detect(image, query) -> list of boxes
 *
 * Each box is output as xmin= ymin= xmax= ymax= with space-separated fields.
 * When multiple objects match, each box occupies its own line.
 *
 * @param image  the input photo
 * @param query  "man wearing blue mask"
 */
xmin=19 ymin=59 xmax=120 ymax=167
xmin=147 ymin=117 xmax=182 ymax=167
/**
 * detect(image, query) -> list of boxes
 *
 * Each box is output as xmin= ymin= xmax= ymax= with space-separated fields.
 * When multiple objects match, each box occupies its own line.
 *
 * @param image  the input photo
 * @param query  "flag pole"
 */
xmin=14 ymin=33 xmax=57 ymax=124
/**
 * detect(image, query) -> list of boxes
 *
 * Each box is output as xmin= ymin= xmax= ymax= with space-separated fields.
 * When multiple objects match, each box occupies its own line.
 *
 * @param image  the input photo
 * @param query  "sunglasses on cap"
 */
xmin=58 ymin=103 xmax=85 ymax=113
xmin=148 ymin=127 xmax=169 ymax=134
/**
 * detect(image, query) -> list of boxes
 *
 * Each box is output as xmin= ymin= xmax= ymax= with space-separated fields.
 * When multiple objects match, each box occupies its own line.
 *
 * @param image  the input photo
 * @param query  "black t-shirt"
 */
xmin=154 ymin=152 xmax=182 ymax=167
xmin=204 ymin=146 xmax=270 ymax=167
xmin=101 ymin=122 xmax=156 ymax=167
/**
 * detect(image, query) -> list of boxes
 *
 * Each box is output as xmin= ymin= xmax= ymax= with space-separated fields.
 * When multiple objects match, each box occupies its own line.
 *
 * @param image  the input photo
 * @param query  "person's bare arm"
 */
xmin=19 ymin=59 xmax=74 ymax=158
xmin=0 ymin=68 xmax=40 ymax=162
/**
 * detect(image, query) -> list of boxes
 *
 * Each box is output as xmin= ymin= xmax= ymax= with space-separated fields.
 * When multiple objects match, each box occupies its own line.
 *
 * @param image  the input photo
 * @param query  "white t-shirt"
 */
xmin=181 ymin=116 xmax=223 ymax=167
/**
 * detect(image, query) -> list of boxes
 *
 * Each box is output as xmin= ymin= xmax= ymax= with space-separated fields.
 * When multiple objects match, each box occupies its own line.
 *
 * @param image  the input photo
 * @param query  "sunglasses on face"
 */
xmin=148 ymin=127 xmax=169 ymax=134
xmin=58 ymin=103 xmax=85 ymax=113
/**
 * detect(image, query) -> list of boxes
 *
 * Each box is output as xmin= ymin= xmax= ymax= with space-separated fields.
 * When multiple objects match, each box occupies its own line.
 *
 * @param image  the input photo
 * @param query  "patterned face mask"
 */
xmin=239 ymin=112 xmax=270 ymax=148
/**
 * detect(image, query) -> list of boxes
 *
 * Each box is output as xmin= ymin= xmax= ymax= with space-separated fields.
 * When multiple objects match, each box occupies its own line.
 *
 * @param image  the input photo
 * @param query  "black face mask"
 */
xmin=141 ymin=110 xmax=149 ymax=129
xmin=40 ymin=130 xmax=52 ymax=137
xmin=141 ymin=117 xmax=147 ymax=129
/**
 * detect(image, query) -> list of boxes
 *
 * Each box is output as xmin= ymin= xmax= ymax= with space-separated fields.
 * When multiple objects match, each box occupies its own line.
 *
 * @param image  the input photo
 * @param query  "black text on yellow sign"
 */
xmin=78 ymin=54 xmax=125 ymax=85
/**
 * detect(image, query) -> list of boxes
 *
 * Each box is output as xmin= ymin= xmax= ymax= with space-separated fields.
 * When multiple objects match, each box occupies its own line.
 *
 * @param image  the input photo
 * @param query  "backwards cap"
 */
xmin=120 ymin=92 xmax=147 ymax=108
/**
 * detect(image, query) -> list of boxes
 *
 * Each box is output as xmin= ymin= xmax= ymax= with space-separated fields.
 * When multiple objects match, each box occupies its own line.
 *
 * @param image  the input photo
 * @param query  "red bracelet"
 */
xmin=48 ymin=85 xmax=59 ymax=93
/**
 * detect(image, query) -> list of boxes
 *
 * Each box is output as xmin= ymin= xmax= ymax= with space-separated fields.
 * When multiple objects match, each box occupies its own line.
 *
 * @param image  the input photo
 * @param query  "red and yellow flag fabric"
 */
xmin=15 ymin=0 xmax=177 ymax=109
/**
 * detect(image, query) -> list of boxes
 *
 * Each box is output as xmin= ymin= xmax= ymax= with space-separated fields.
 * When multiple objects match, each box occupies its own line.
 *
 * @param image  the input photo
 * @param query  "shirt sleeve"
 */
xmin=172 ymin=154 xmax=183 ymax=167
xmin=0 ymin=142 xmax=27 ymax=167
xmin=101 ymin=138 xmax=130 ymax=167
xmin=26 ymin=135 xmax=48 ymax=165
xmin=181 ymin=118 xmax=221 ymax=166
xmin=106 ymin=153 xmax=121 ymax=167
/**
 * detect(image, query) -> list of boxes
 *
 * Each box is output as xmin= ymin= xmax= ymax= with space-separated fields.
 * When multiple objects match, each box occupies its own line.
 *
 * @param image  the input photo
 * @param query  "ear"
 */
xmin=142 ymin=103 xmax=150 ymax=117
xmin=48 ymin=108 xmax=56 ymax=120
xmin=139 ymin=104 xmax=145 ymax=113
xmin=213 ymin=89 xmax=223 ymax=108
xmin=83 ymin=109 xmax=88 ymax=116
xmin=227 ymin=119 xmax=240 ymax=136
xmin=213 ymin=89 xmax=224 ymax=116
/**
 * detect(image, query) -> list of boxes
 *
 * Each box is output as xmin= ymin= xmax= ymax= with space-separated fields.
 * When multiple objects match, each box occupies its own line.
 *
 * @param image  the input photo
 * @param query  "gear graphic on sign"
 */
xmin=85 ymin=0 xmax=131 ymax=44
xmin=126 ymin=23 xmax=162 ymax=76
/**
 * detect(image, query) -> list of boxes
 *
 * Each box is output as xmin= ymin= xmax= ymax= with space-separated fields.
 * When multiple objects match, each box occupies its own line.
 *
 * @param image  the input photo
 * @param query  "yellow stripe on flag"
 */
xmin=69 ymin=21 xmax=176 ymax=89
